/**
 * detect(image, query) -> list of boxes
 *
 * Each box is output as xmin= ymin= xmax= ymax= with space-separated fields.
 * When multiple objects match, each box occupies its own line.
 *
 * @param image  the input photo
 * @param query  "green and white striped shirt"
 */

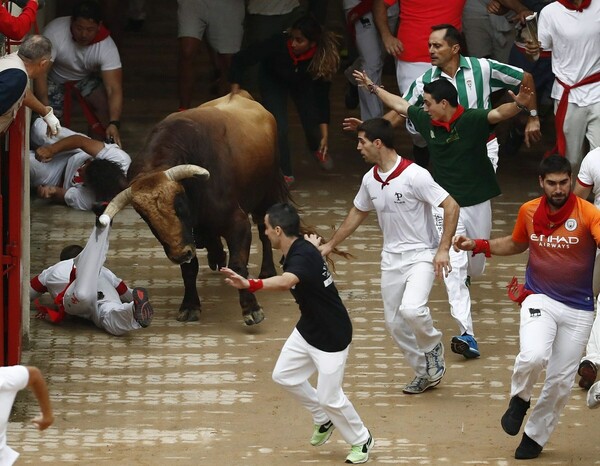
xmin=403 ymin=55 xmax=524 ymax=110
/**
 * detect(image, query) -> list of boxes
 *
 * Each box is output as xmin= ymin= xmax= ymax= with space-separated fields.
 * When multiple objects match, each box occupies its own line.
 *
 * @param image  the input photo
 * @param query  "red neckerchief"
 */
xmin=556 ymin=0 xmax=591 ymax=11
xmin=373 ymin=157 xmax=413 ymax=189
xmin=532 ymin=192 xmax=576 ymax=236
xmin=430 ymin=105 xmax=465 ymax=132
xmin=72 ymin=23 xmax=111 ymax=45
xmin=286 ymin=39 xmax=317 ymax=66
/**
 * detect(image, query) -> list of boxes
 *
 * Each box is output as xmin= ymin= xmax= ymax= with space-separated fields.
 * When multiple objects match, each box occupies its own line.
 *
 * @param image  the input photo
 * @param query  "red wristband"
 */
xmin=247 ymin=279 xmax=264 ymax=293
xmin=472 ymin=239 xmax=491 ymax=258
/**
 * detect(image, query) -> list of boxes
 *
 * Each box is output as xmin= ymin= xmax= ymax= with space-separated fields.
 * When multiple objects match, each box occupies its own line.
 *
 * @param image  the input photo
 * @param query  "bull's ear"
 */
xmin=164 ymin=165 xmax=210 ymax=181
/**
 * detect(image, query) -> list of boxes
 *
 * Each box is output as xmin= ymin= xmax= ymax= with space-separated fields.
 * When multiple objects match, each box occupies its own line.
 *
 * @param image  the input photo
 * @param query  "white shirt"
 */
xmin=538 ymin=1 xmax=600 ymax=106
xmin=0 ymin=366 xmax=29 ymax=466
xmin=62 ymin=144 xmax=131 ymax=211
xmin=43 ymin=16 xmax=121 ymax=84
xmin=577 ymin=147 xmax=600 ymax=208
xmin=353 ymin=157 xmax=449 ymax=254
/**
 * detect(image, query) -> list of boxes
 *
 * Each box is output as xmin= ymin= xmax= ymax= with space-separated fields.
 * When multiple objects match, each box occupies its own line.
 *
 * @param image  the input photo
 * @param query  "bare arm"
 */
xmin=353 ymin=70 xmax=410 ymax=117
xmin=221 ymin=267 xmax=299 ymax=291
xmin=574 ymin=181 xmax=593 ymax=200
xmin=373 ymin=0 xmax=403 ymax=57
xmin=102 ymin=68 xmax=123 ymax=146
xmin=36 ymin=185 xmax=67 ymax=203
xmin=22 ymin=88 xmax=49 ymax=116
xmin=453 ymin=234 xmax=529 ymax=256
xmin=318 ymin=206 xmax=369 ymax=257
xmin=520 ymin=72 xmax=541 ymax=147
xmin=33 ymin=71 xmax=50 ymax=106
xmin=342 ymin=109 xmax=405 ymax=132
xmin=487 ymin=84 xmax=534 ymax=125
xmin=434 ymin=195 xmax=459 ymax=278
xmin=35 ymin=134 xmax=104 ymax=162
xmin=26 ymin=366 xmax=54 ymax=431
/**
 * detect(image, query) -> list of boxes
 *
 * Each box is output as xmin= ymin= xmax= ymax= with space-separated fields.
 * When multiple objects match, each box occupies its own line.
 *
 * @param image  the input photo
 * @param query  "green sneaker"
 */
xmin=345 ymin=431 xmax=374 ymax=464
xmin=310 ymin=420 xmax=335 ymax=446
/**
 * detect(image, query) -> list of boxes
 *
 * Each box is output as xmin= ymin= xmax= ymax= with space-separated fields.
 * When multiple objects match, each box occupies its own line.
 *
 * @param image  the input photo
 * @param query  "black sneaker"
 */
xmin=501 ymin=396 xmax=530 ymax=436
xmin=515 ymin=432 xmax=543 ymax=460
xmin=132 ymin=287 xmax=154 ymax=328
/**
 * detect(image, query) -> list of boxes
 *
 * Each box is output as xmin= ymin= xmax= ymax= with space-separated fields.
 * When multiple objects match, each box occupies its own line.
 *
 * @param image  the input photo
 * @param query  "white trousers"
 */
xmin=380 ymin=249 xmax=442 ymax=377
xmin=512 ymin=294 xmax=594 ymax=446
xmin=435 ymin=201 xmax=493 ymax=336
xmin=558 ymin=100 xmax=600 ymax=168
xmin=344 ymin=3 xmax=399 ymax=121
xmin=63 ymin=225 xmax=141 ymax=336
xmin=272 ymin=328 xmax=369 ymax=446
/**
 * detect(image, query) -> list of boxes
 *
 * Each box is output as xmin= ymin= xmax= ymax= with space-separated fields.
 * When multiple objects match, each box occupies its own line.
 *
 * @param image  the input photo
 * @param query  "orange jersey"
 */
xmin=512 ymin=196 xmax=600 ymax=310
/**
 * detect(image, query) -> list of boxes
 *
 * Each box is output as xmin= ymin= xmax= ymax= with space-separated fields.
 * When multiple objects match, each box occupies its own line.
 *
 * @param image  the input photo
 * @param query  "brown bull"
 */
xmin=100 ymin=91 xmax=288 ymax=324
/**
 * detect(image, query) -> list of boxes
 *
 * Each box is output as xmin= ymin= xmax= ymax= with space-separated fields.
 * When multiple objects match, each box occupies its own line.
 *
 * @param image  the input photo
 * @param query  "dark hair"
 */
xmin=431 ymin=24 xmax=463 ymax=47
xmin=539 ymin=154 xmax=572 ymax=179
xmin=357 ymin=118 xmax=395 ymax=149
xmin=60 ymin=244 xmax=83 ymax=261
xmin=72 ymin=0 xmax=102 ymax=23
xmin=84 ymin=159 xmax=127 ymax=203
xmin=290 ymin=15 xmax=340 ymax=80
xmin=266 ymin=203 xmax=300 ymax=237
xmin=423 ymin=79 xmax=458 ymax=107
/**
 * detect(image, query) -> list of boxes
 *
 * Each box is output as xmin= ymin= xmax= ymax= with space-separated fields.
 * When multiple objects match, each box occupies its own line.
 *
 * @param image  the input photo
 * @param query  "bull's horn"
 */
xmin=164 ymin=165 xmax=210 ymax=181
xmin=98 ymin=187 xmax=133 ymax=226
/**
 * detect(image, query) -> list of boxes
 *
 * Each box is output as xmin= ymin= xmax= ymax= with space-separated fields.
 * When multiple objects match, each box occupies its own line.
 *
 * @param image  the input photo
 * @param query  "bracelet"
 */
xmin=515 ymin=103 xmax=529 ymax=113
xmin=108 ymin=120 xmax=121 ymax=129
xmin=472 ymin=239 xmax=491 ymax=258
xmin=247 ymin=278 xmax=264 ymax=293
xmin=367 ymin=83 xmax=383 ymax=94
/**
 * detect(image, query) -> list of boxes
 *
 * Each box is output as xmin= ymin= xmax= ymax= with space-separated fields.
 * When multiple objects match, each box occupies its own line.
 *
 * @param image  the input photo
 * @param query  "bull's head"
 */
xmin=100 ymin=165 xmax=209 ymax=264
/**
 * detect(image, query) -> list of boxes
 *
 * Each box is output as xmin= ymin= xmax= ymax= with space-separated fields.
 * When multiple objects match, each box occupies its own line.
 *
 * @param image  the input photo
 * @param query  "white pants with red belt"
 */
xmin=559 ymin=100 xmax=600 ymax=168
xmin=272 ymin=328 xmax=369 ymax=446
xmin=512 ymin=294 xmax=594 ymax=446
xmin=380 ymin=248 xmax=442 ymax=377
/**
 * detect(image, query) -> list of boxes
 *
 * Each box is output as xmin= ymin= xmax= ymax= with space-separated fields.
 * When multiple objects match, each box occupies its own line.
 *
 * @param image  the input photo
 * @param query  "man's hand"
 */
xmin=433 ymin=250 xmax=452 ymax=279
xmin=352 ymin=70 xmax=373 ymax=90
xmin=304 ymin=233 xmax=322 ymax=248
xmin=35 ymin=145 xmax=57 ymax=163
xmin=37 ymin=185 xmax=57 ymax=199
xmin=382 ymin=35 xmax=404 ymax=57
xmin=487 ymin=0 xmax=509 ymax=15
xmin=509 ymin=84 xmax=535 ymax=108
xmin=343 ymin=117 xmax=363 ymax=132
xmin=452 ymin=235 xmax=476 ymax=252
xmin=220 ymin=266 xmax=248 ymax=290
xmin=524 ymin=117 xmax=542 ymax=147
xmin=524 ymin=39 xmax=541 ymax=59
xmin=105 ymin=125 xmax=122 ymax=147
xmin=42 ymin=107 xmax=61 ymax=136
xmin=32 ymin=413 xmax=54 ymax=431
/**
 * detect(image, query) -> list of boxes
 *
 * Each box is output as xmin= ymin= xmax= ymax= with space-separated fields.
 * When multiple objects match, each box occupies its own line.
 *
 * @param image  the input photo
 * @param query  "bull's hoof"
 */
xmin=177 ymin=309 xmax=200 ymax=322
xmin=243 ymin=308 xmax=265 ymax=326
xmin=208 ymin=259 xmax=226 ymax=271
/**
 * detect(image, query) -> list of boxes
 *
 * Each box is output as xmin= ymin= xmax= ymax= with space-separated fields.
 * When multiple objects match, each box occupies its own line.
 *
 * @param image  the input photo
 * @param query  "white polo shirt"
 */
xmin=577 ymin=147 xmax=600 ymax=208
xmin=354 ymin=156 xmax=449 ymax=254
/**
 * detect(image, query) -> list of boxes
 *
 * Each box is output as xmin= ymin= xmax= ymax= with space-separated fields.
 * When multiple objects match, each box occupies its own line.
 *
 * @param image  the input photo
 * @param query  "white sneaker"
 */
xmin=587 ymin=380 xmax=600 ymax=409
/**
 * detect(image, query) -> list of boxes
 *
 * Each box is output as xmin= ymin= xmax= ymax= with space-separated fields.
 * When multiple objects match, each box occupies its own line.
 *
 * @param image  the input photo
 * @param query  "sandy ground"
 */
xmin=9 ymin=2 xmax=600 ymax=465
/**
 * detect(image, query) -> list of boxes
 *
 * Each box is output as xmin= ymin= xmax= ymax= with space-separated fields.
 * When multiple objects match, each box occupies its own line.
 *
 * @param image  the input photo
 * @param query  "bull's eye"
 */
xmin=173 ymin=194 xmax=190 ymax=219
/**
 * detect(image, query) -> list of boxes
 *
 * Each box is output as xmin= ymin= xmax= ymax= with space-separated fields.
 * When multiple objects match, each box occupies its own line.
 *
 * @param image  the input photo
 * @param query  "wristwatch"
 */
xmin=529 ymin=109 xmax=538 ymax=118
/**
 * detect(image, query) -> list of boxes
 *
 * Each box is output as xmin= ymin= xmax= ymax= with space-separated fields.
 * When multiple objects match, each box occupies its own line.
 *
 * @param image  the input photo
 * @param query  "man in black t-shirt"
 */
xmin=221 ymin=203 xmax=373 ymax=464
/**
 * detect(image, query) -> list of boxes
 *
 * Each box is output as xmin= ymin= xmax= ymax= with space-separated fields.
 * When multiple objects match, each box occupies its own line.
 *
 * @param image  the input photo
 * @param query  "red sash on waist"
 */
xmin=554 ymin=71 xmax=600 ymax=156
xmin=63 ymin=81 xmax=106 ymax=137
